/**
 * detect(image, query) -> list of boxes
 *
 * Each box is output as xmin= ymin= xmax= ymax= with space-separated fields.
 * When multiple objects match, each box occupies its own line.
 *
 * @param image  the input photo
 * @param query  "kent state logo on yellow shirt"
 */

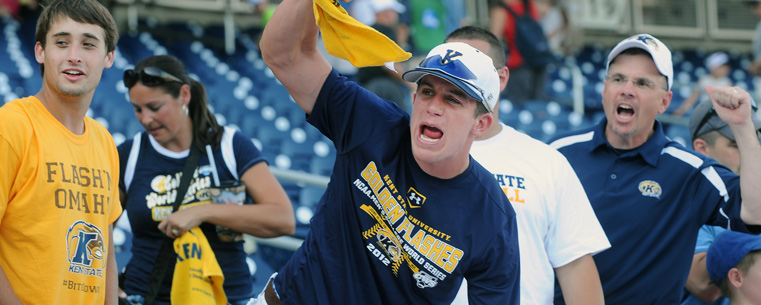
xmin=638 ymin=180 xmax=662 ymax=199
xmin=66 ymin=221 xmax=106 ymax=277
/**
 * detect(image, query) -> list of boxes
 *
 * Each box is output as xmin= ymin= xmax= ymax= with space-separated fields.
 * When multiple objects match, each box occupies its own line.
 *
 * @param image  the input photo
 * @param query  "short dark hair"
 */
xmin=693 ymin=130 xmax=720 ymax=150
xmin=445 ymin=26 xmax=506 ymax=69
xmin=718 ymin=250 xmax=761 ymax=299
xmin=35 ymin=0 xmax=119 ymax=76
xmin=475 ymin=100 xmax=489 ymax=118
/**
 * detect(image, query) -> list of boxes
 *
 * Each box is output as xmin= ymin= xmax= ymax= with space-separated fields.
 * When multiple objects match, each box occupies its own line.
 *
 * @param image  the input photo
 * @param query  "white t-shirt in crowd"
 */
xmin=452 ymin=123 xmax=611 ymax=305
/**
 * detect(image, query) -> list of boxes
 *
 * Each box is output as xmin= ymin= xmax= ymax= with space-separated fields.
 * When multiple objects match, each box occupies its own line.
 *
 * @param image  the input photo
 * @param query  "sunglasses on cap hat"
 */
xmin=692 ymin=99 xmax=759 ymax=141
xmin=123 ymin=67 xmax=184 ymax=89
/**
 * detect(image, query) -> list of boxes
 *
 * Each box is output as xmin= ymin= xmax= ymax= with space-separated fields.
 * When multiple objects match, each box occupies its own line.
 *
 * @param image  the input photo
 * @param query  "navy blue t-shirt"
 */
xmin=117 ymin=127 xmax=264 ymax=302
xmin=549 ymin=119 xmax=746 ymax=305
xmin=273 ymin=69 xmax=520 ymax=304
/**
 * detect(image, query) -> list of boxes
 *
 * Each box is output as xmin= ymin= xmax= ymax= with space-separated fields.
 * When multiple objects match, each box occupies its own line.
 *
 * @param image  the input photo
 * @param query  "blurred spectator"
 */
xmin=407 ymin=0 xmax=447 ymax=54
xmin=0 ymin=0 xmax=37 ymax=20
xmin=747 ymin=0 xmax=761 ymax=102
xmin=250 ymin=0 xmax=278 ymax=53
xmin=356 ymin=0 xmax=412 ymax=111
xmin=0 ymin=0 xmax=18 ymax=18
xmin=672 ymin=51 xmax=733 ymax=118
xmin=535 ymin=0 xmax=583 ymax=57
xmin=249 ymin=0 xmax=277 ymax=28
xmin=490 ymin=0 xmax=549 ymax=106
xmin=350 ymin=0 xmax=375 ymax=25
xmin=442 ymin=0 xmax=467 ymax=34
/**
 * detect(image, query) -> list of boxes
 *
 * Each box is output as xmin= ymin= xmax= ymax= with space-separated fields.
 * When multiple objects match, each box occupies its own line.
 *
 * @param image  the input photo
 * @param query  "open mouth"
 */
xmin=63 ymin=70 xmax=83 ymax=76
xmin=420 ymin=125 xmax=443 ymax=142
xmin=617 ymin=104 xmax=634 ymax=120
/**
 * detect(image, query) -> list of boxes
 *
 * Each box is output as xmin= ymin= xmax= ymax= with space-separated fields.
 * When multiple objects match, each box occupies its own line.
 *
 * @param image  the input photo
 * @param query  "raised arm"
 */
xmin=259 ymin=0 xmax=332 ymax=115
xmin=706 ymin=85 xmax=761 ymax=225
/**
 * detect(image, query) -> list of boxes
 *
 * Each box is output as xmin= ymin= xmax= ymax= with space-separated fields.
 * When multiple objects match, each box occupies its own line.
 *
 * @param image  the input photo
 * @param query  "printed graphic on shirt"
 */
xmin=492 ymin=173 xmax=527 ymax=204
xmin=407 ymin=188 xmax=426 ymax=208
xmin=66 ymin=220 xmax=106 ymax=277
xmin=147 ymin=167 xmax=213 ymax=221
xmin=354 ymin=162 xmax=462 ymax=289
xmin=47 ymin=162 xmax=113 ymax=214
xmin=638 ymin=180 xmax=662 ymax=199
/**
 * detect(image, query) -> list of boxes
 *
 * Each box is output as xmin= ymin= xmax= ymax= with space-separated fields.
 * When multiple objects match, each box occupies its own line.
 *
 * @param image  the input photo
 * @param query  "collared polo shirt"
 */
xmin=550 ymin=118 xmax=746 ymax=305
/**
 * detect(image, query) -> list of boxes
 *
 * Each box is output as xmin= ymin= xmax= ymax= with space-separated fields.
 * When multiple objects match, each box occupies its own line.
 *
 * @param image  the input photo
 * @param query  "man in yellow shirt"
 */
xmin=0 ymin=0 xmax=122 ymax=304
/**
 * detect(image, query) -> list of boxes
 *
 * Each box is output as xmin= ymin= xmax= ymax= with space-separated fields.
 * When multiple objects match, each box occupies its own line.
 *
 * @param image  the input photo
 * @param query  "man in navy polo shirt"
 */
xmin=549 ymin=34 xmax=761 ymax=305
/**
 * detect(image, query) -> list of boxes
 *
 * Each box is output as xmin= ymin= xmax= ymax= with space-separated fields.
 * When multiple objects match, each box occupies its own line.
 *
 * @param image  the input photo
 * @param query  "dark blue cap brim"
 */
xmin=402 ymin=68 xmax=485 ymax=104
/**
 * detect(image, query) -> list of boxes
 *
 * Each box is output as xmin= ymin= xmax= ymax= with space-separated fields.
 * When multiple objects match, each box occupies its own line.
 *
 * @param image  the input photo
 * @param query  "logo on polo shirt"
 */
xmin=638 ymin=180 xmax=662 ymax=199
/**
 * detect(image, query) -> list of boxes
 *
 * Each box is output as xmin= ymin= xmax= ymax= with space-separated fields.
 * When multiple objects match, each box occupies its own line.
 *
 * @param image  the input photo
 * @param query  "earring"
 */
xmin=182 ymin=104 xmax=189 ymax=115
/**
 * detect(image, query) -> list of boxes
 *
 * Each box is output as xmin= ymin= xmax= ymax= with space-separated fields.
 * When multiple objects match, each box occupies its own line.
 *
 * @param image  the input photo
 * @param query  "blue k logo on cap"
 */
xmin=403 ymin=42 xmax=500 ymax=112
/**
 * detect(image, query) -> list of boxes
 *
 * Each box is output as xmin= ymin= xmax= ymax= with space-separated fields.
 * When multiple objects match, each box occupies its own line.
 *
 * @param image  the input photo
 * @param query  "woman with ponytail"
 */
xmin=116 ymin=55 xmax=295 ymax=305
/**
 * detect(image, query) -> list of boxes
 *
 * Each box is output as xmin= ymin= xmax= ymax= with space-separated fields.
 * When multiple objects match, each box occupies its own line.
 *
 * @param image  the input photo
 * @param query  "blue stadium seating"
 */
xmin=7 ymin=12 xmax=748 ymax=272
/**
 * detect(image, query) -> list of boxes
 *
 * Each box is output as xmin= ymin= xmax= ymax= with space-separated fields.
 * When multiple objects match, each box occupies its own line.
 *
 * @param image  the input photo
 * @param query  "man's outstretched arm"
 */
xmin=707 ymin=86 xmax=761 ymax=225
xmin=259 ymin=0 xmax=333 ymax=115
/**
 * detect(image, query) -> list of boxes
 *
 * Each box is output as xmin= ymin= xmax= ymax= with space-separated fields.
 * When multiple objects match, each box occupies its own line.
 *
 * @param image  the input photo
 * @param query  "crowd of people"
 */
xmin=2 ymin=0 xmax=761 ymax=305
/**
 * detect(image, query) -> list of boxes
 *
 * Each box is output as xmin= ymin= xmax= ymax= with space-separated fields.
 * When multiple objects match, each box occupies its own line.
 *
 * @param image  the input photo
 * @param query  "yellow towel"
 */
xmin=313 ymin=0 xmax=411 ymax=68
xmin=171 ymin=227 xmax=227 ymax=305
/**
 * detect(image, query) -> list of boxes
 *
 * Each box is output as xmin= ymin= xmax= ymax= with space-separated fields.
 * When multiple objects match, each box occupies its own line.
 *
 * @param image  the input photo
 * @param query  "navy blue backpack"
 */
xmin=502 ymin=0 xmax=554 ymax=68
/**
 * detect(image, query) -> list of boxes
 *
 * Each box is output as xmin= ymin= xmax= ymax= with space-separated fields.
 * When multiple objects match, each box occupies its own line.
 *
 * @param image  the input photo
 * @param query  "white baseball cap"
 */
xmin=706 ymin=51 xmax=729 ymax=71
xmin=607 ymin=34 xmax=673 ymax=90
xmin=371 ymin=0 xmax=405 ymax=14
xmin=403 ymin=42 xmax=500 ymax=112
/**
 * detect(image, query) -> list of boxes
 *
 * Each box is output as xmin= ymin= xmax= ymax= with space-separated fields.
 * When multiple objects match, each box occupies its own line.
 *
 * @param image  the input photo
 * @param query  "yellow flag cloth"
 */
xmin=171 ymin=227 xmax=227 ymax=305
xmin=313 ymin=0 xmax=411 ymax=67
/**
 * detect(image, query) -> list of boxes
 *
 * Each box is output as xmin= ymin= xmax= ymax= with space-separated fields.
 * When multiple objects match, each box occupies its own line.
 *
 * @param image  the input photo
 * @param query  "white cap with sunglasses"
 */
xmin=607 ymin=34 xmax=673 ymax=91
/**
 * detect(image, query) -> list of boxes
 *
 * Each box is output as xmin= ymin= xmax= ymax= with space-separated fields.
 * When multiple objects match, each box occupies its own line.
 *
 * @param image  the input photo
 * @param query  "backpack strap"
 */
xmin=144 ymin=144 xmax=202 ymax=305
xmin=219 ymin=127 xmax=239 ymax=180
xmin=123 ymin=132 xmax=143 ymax=192
xmin=500 ymin=1 xmax=525 ymax=18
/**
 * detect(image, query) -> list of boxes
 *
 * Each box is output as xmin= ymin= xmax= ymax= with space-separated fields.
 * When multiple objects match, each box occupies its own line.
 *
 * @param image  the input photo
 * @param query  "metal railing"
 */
xmin=250 ymin=167 xmax=330 ymax=251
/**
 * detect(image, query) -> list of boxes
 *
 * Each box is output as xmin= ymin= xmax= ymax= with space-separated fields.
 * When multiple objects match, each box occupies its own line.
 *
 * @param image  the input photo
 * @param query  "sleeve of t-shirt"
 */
xmin=694 ymin=225 xmax=726 ymax=254
xmin=307 ymin=69 xmax=408 ymax=153
xmin=231 ymin=129 xmax=266 ymax=177
xmin=0 ymin=136 xmax=21 ymax=224
xmin=105 ymin=133 xmax=123 ymax=224
xmin=465 ymin=213 xmax=520 ymax=304
xmin=116 ymin=139 xmax=134 ymax=194
xmin=547 ymin=153 xmax=611 ymax=268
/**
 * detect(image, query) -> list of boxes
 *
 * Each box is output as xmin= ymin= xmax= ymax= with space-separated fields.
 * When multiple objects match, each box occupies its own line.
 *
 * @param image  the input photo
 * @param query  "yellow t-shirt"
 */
xmin=0 ymin=96 xmax=122 ymax=304
xmin=172 ymin=227 xmax=226 ymax=305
